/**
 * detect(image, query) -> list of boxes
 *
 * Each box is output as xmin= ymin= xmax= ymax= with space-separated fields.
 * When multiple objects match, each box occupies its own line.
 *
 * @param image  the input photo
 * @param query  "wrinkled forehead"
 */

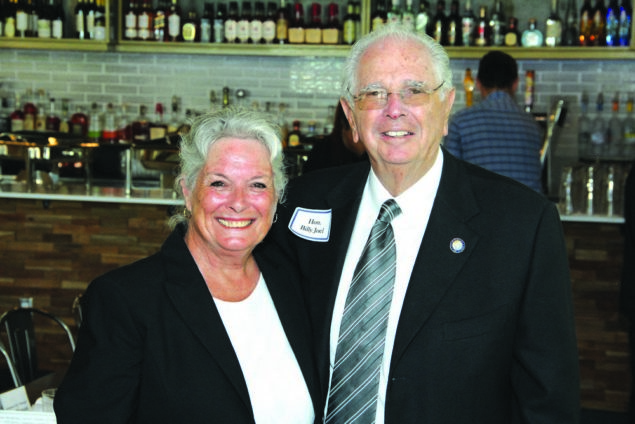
xmin=356 ymin=38 xmax=437 ymax=91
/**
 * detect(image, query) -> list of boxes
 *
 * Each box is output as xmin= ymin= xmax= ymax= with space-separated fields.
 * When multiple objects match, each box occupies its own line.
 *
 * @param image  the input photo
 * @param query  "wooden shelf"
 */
xmin=0 ymin=38 xmax=111 ymax=52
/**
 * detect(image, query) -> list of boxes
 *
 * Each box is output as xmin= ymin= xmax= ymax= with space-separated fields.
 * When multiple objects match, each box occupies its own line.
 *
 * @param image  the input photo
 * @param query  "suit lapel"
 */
xmin=391 ymin=153 xmax=481 ymax=364
xmin=160 ymin=229 xmax=253 ymax=411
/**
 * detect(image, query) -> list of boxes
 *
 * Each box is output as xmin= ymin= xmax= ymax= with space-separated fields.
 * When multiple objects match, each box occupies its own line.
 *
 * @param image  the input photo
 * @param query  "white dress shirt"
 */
xmin=326 ymin=148 xmax=444 ymax=423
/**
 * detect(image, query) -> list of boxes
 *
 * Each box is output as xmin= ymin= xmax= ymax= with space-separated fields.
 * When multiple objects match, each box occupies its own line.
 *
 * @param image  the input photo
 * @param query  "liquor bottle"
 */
xmin=288 ymin=0 xmax=305 ymax=43
xmin=69 ymin=104 xmax=88 ymax=137
xmin=607 ymin=92 xmax=623 ymax=155
xmin=578 ymin=92 xmax=592 ymax=157
xmin=166 ymin=0 xmax=181 ymax=42
xmin=22 ymin=89 xmax=37 ymax=130
xmin=590 ymin=92 xmax=607 ymax=157
xmin=37 ymin=0 xmax=53 ymax=39
xmin=131 ymin=104 xmax=150 ymax=142
xmin=237 ymin=1 xmax=251 ymax=43
xmin=287 ymin=120 xmax=302 ymax=147
xmin=387 ymin=0 xmax=401 ymax=24
xmin=305 ymin=3 xmax=322 ymax=44
xmin=137 ymin=0 xmax=153 ymax=40
xmin=371 ymin=0 xmax=387 ymax=31
xmin=167 ymin=96 xmax=183 ymax=134
xmin=545 ymin=0 xmax=563 ymax=47
xmin=93 ymin=0 xmax=106 ymax=40
xmin=342 ymin=1 xmax=356 ymax=44
xmin=116 ymin=104 xmax=132 ymax=142
xmin=504 ymin=16 xmax=520 ymax=46
xmin=154 ymin=0 xmax=166 ymax=41
xmin=275 ymin=0 xmax=289 ymax=43
xmin=623 ymin=93 xmax=635 ymax=156
xmin=353 ymin=1 xmax=361 ymax=42
xmin=225 ymin=1 xmax=238 ymax=43
xmin=123 ymin=0 xmax=138 ymax=40
xmin=401 ymin=0 xmax=415 ymax=31
xmin=250 ymin=1 xmax=264 ymax=43
xmin=222 ymin=86 xmax=230 ymax=108
xmin=15 ymin=0 xmax=29 ymax=37
xmin=181 ymin=11 xmax=198 ymax=42
xmin=464 ymin=68 xmax=474 ymax=107
xmin=521 ymin=18 xmax=543 ymax=46
xmin=200 ymin=3 xmax=213 ymax=42
xmin=579 ymin=0 xmax=593 ymax=45
xmin=445 ymin=0 xmax=460 ymax=45
xmin=562 ymin=0 xmax=579 ymax=45
xmin=322 ymin=2 xmax=340 ymax=44
xmin=590 ymin=0 xmax=606 ymax=45
xmin=85 ymin=0 xmax=96 ymax=39
xmin=10 ymin=94 xmax=25 ymax=132
xmin=101 ymin=103 xmax=117 ymax=144
xmin=87 ymin=102 xmax=102 ymax=143
xmin=213 ymin=2 xmax=226 ymax=42
xmin=262 ymin=2 xmax=276 ymax=43
xmin=58 ymin=98 xmax=70 ymax=133
xmin=150 ymin=102 xmax=167 ymax=140
xmin=26 ymin=0 xmax=37 ymax=37
xmin=618 ymin=0 xmax=632 ymax=46
xmin=461 ymin=0 xmax=475 ymax=46
xmin=605 ymin=0 xmax=620 ymax=45
xmin=34 ymin=89 xmax=47 ymax=131
xmin=430 ymin=0 xmax=447 ymax=45
xmin=415 ymin=0 xmax=430 ymax=36
xmin=473 ymin=5 xmax=489 ymax=46
xmin=489 ymin=0 xmax=505 ymax=46
xmin=523 ymin=70 xmax=535 ymax=113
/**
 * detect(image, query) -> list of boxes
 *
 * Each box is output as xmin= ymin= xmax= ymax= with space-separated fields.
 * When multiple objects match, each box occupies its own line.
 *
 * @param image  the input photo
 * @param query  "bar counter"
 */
xmin=0 ymin=187 xmax=630 ymax=413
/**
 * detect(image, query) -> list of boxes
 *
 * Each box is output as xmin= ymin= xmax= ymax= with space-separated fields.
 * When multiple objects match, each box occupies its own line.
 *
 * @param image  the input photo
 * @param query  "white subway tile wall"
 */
xmin=0 ymin=50 xmax=634 ymax=193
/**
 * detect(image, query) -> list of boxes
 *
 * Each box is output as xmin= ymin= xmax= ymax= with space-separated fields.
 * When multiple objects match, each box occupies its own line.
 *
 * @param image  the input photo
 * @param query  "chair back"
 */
xmin=0 ymin=308 xmax=76 ymax=385
xmin=0 ymin=338 xmax=21 ymax=388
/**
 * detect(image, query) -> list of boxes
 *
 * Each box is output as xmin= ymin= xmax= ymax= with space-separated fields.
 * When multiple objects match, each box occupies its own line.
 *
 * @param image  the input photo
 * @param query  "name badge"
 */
xmin=289 ymin=207 xmax=331 ymax=242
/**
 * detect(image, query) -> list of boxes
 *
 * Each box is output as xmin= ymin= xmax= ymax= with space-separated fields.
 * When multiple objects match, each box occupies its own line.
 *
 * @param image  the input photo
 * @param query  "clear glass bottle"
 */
xmin=401 ymin=0 xmax=415 ymax=31
xmin=578 ymin=92 xmax=592 ymax=158
xmin=489 ymin=0 xmax=505 ymax=46
xmin=607 ymin=92 xmax=623 ymax=156
xmin=521 ymin=18 xmax=543 ymax=46
xmin=464 ymin=68 xmax=474 ymax=108
xmin=590 ymin=92 xmax=607 ymax=158
xmin=545 ymin=0 xmax=562 ymax=47
xmin=605 ymin=0 xmax=620 ymax=45
xmin=617 ymin=0 xmax=632 ymax=46
xmin=461 ymin=0 xmax=475 ymax=46
xmin=200 ymin=2 xmax=213 ymax=42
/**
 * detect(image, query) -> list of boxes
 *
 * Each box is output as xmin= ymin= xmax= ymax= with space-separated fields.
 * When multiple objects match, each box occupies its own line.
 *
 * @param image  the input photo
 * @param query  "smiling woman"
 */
xmin=54 ymin=106 xmax=321 ymax=424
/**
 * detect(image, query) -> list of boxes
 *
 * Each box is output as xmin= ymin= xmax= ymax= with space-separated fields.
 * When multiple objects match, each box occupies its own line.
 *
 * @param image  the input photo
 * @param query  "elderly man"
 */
xmin=269 ymin=24 xmax=579 ymax=423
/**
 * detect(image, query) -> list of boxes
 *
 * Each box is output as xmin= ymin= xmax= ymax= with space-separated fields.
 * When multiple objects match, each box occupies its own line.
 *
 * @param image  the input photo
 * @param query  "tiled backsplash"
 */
xmin=1 ymin=49 xmax=634 ymax=194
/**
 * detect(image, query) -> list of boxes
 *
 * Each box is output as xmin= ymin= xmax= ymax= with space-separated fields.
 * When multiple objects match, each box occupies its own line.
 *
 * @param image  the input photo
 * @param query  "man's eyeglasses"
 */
xmin=352 ymin=81 xmax=445 ymax=110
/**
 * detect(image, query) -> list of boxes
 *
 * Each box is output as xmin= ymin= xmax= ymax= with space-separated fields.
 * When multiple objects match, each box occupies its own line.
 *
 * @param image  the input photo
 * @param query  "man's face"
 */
xmin=342 ymin=37 xmax=455 ymax=182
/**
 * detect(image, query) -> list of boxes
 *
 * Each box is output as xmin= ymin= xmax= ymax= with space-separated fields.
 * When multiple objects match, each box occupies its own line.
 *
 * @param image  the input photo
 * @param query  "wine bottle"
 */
xmin=429 ymin=0 xmax=447 ymax=45
xmin=200 ymin=3 xmax=212 ymax=42
xmin=137 ymin=0 xmax=153 ymax=40
xmin=224 ymin=1 xmax=238 ymax=43
xmin=461 ymin=0 xmax=475 ymax=46
xmin=579 ymin=0 xmax=593 ymax=45
xmin=489 ymin=0 xmax=505 ymax=46
xmin=85 ymin=0 xmax=96 ymax=39
xmin=342 ymin=0 xmax=356 ymax=44
xmin=545 ymin=0 xmax=563 ymax=47
xmin=305 ymin=2 xmax=322 ymax=44
xmin=250 ymin=1 xmax=264 ymax=43
xmin=371 ymin=0 xmax=387 ymax=31
xmin=401 ymin=0 xmax=415 ymax=31
xmin=322 ymin=2 xmax=340 ymax=44
xmin=237 ymin=1 xmax=251 ymax=43
xmin=473 ymin=5 xmax=489 ymax=46
xmin=562 ymin=0 xmax=579 ymax=46
xmin=213 ymin=2 xmax=226 ymax=43
xmin=590 ymin=0 xmax=606 ymax=45
xmin=262 ymin=2 xmax=276 ymax=43
xmin=181 ymin=11 xmax=199 ymax=42
xmin=288 ymin=0 xmax=305 ymax=44
xmin=275 ymin=0 xmax=289 ymax=43
xmin=166 ymin=0 xmax=181 ymax=42
xmin=123 ymin=0 xmax=138 ymax=40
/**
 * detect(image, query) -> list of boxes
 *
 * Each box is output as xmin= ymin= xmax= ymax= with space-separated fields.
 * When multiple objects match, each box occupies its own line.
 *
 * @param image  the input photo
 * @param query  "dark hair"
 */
xmin=476 ymin=50 xmax=518 ymax=90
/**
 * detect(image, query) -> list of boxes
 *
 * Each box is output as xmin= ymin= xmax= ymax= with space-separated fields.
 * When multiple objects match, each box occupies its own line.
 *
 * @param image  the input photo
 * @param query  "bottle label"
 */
xmin=214 ymin=20 xmax=224 ymax=43
xmin=225 ymin=19 xmax=237 ymax=42
xmin=322 ymin=28 xmax=340 ymax=44
xmin=305 ymin=28 xmax=322 ymax=44
xmin=263 ymin=21 xmax=276 ymax=42
xmin=138 ymin=14 xmax=151 ymax=39
xmin=200 ymin=19 xmax=212 ymax=42
xmin=38 ymin=19 xmax=52 ymax=38
xmin=250 ymin=21 xmax=263 ymax=43
xmin=182 ymin=22 xmax=196 ymax=41
xmin=52 ymin=19 xmax=63 ymax=39
xmin=461 ymin=18 xmax=474 ymax=46
xmin=504 ymin=32 xmax=517 ymax=46
xmin=125 ymin=12 xmax=137 ymax=38
xmin=447 ymin=21 xmax=456 ymax=45
xmin=276 ymin=19 xmax=288 ymax=41
xmin=288 ymin=27 xmax=305 ymax=44
xmin=16 ymin=11 xmax=28 ymax=32
xmin=372 ymin=17 xmax=384 ymax=31
xmin=86 ymin=11 xmax=95 ymax=37
xmin=545 ymin=19 xmax=562 ymax=47
xmin=237 ymin=20 xmax=250 ymax=42
xmin=11 ymin=118 xmax=24 ymax=132
xmin=5 ymin=18 xmax=16 ymax=38
xmin=343 ymin=21 xmax=355 ymax=44
xmin=94 ymin=26 xmax=106 ymax=41
xmin=168 ymin=14 xmax=181 ymax=38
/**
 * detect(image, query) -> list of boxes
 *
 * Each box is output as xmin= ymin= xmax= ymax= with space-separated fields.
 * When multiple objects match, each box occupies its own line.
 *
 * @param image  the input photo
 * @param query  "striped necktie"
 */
xmin=326 ymin=199 xmax=401 ymax=424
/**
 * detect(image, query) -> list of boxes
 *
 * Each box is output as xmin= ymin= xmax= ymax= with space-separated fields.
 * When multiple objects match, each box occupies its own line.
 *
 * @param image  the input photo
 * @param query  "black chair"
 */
xmin=0 ymin=338 xmax=21 ymax=388
xmin=0 ymin=307 xmax=76 ymax=385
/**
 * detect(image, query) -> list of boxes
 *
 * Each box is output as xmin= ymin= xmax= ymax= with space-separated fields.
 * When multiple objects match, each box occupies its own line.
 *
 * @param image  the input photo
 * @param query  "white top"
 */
xmin=327 ymin=147 xmax=444 ymax=423
xmin=214 ymin=274 xmax=315 ymax=424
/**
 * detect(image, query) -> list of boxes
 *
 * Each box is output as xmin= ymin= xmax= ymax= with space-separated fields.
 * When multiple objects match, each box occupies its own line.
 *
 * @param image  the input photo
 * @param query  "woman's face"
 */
xmin=182 ymin=137 xmax=277 ymax=261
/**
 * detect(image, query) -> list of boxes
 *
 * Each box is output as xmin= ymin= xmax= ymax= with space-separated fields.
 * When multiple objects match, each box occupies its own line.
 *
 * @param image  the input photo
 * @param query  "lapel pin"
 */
xmin=450 ymin=238 xmax=466 ymax=254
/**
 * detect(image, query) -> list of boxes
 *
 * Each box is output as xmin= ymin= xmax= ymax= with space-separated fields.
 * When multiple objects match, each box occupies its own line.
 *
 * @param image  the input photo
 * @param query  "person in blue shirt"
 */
xmin=443 ymin=51 xmax=544 ymax=193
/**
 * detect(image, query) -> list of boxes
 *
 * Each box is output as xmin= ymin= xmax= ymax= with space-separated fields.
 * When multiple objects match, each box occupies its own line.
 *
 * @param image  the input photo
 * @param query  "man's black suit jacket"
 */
xmin=269 ymin=149 xmax=580 ymax=423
